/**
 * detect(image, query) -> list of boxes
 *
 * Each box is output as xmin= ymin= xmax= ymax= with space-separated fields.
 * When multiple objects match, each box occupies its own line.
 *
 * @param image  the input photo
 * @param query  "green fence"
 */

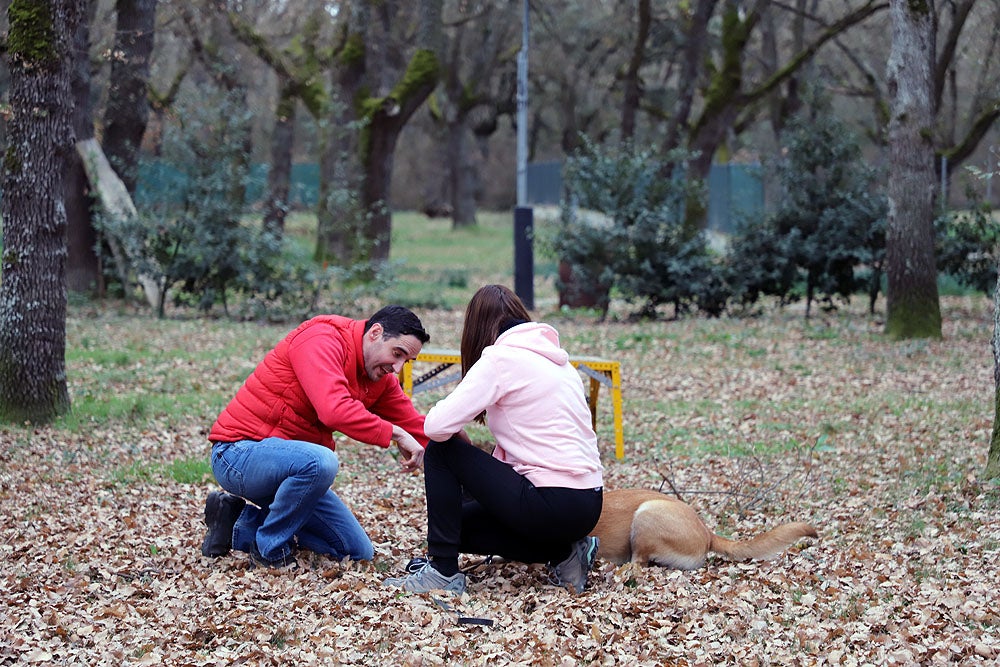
xmin=526 ymin=161 xmax=765 ymax=233
xmin=136 ymin=162 xmax=321 ymax=208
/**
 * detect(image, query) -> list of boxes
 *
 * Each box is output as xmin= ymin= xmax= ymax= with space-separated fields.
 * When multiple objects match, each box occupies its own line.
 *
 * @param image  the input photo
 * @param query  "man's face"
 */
xmin=362 ymin=323 xmax=423 ymax=382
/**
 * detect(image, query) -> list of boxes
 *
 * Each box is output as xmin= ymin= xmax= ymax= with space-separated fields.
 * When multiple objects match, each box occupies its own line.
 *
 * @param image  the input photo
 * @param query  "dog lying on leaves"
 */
xmin=590 ymin=489 xmax=817 ymax=569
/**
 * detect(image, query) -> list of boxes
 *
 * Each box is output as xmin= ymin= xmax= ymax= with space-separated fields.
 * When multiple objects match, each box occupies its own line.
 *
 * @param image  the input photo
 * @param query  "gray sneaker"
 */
xmin=384 ymin=562 xmax=467 ymax=594
xmin=550 ymin=536 xmax=599 ymax=594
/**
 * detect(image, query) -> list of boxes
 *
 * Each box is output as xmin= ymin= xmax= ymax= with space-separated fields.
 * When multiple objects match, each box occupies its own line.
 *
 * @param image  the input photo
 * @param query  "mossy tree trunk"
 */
xmin=358 ymin=47 xmax=442 ymax=263
xmin=0 ymin=0 xmax=83 ymax=423
xmin=334 ymin=0 xmax=444 ymax=266
xmin=883 ymin=0 xmax=941 ymax=340
xmin=655 ymin=1 xmax=886 ymax=230
xmin=220 ymin=5 xmax=337 ymax=259
xmin=313 ymin=0 xmax=369 ymax=267
xmin=222 ymin=1 xmax=443 ymax=268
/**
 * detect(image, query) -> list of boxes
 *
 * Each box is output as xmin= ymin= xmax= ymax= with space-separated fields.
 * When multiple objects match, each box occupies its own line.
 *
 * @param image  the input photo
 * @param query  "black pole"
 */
xmin=514 ymin=205 xmax=534 ymax=310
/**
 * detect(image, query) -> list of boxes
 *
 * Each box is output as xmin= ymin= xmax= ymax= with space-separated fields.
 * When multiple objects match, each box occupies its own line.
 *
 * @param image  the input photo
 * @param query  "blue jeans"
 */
xmin=210 ymin=438 xmax=374 ymax=562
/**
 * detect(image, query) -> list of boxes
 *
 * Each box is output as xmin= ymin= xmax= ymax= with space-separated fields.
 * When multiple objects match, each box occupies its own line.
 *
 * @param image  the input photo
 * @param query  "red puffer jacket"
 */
xmin=209 ymin=315 xmax=426 ymax=450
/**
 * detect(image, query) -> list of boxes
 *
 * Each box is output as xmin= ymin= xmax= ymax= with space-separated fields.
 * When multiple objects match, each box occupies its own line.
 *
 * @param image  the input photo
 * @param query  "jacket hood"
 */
xmin=494 ymin=321 xmax=569 ymax=365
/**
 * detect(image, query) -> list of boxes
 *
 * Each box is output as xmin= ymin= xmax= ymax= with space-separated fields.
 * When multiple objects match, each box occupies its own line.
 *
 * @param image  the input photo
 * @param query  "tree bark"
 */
xmin=884 ymin=0 xmax=941 ymax=340
xmin=262 ymin=73 xmax=297 ymax=236
xmin=660 ymin=1 xmax=887 ymax=225
xmin=325 ymin=0 xmax=443 ymax=265
xmin=447 ymin=114 xmax=477 ymax=227
xmin=987 ymin=271 xmax=1000 ymax=479
xmin=76 ymin=138 xmax=161 ymax=310
xmin=102 ymin=0 xmax=158 ymax=195
xmin=314 ymin=0 xmax=369 ymax=266
xmin=438 ymin=3 xmax=515 ymax=228
xmin=64 ymin=0 xmax=101 ymax=294
xmin=660 ymin=0 xmax=719 ymax=162
xmin=621 ymin=0 xmax=651 ymax=143
xmin=0 ymin=0 xmax=82 ymax=423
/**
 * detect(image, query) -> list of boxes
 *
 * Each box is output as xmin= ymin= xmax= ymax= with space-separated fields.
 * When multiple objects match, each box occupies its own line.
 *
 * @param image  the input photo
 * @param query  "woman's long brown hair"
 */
xmin=459 ymin=284 xmax=532 ymax=379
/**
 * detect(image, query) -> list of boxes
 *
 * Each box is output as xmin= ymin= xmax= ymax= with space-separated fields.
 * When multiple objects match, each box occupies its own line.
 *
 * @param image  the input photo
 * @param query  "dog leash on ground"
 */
xmin=429 ymin=595 xmax=495 ymax=627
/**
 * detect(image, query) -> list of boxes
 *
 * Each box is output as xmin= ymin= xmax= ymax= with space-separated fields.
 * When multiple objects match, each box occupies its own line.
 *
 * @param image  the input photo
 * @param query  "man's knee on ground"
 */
xmin=306 ymin=447 xmax=339 ymax=488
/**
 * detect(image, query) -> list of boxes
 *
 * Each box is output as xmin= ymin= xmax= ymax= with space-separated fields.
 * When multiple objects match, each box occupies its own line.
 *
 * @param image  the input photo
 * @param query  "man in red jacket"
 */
xmin=200 ymin=305 xmax=430 ymax=569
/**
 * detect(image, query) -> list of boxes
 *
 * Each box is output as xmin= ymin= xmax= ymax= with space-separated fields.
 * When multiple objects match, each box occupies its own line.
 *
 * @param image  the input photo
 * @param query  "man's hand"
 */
xmin=392 ymin=426 xmax=424 ymax=473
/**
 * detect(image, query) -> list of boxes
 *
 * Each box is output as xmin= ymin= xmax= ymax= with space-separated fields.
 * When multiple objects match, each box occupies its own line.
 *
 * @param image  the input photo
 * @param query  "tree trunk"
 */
xmin=64 ymin=0 xmax=101 ymax=294
xmin=987 ymin=270 xmax=1000 ymax=480
xmin=262 ymin=73 xmax=296 ymax=237
xmin=448 ymin=115 xmax=478 ymax=228
xmin=315 ymin=0 xmax=367 ymax=266
xmin=438 ymin=1 xmax=512 ymax=227
xmin=421 ymin=117 xmax=452 ymax=218
xmin=620 ymin=0 xmax=650 ymax=143
xmin=884 ymin=0 xmax=941 ymax=340
xmin=314 ymin=120 xmax=359 ymax=266
xmin=0 ymin=0 xmax=82 ymax=423
xmin=361 ymin=104 xmax=402 ymax=263
xmin=322 ymin=0 xmax=443 ymax=266
xmin=360 ymin=0 xmax=443 ymax=264
xmin=102 ymin=0 xmax=158 ymax=195
xmin=76 ymin=138 xmax=161 ymax=310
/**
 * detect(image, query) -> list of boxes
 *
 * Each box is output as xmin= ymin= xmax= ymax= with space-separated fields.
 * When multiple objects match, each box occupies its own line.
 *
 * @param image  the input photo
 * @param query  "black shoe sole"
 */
xmin=201 ymin=491 xmax=244 ymax=558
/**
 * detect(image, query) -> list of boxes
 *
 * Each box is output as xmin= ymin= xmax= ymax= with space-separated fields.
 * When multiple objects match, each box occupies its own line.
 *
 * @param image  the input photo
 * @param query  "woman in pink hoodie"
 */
xmin=385 ymin=285 xmax=604 ymax=594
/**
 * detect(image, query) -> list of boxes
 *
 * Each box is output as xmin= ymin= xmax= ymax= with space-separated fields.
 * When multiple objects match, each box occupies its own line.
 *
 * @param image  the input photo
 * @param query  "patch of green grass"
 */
xmin=111 ymin=461 xmax=162 ymax=486
xmin=612 ymin=331 xmax=663 ymax=352
xmin=904 ymin=517 xmax=928 ymax=541
xmin=703 ymin=331 xmax=733 ymax=344
xmin=110 ymin=456 xmax=212 ymax=487
xmin=61 ymin=314 xmax=275 ymax=429
xmin=385 ymin=211 xmax=517 ymax=308
xmin=803 ymin=325 xmax=841 ymax=341
xmin=267 ymin=627 xmax=295 ymax=649
xmin=900 ymin=457 xmax=964 ymax=494
xmin=166 ymin=456 xmax=213 ymax=484
xmin=937 ymin=273 xmax=982 ymax=297
xmin=69 ymin=346 xmax=133 ymax=366
xmin=58 ymin=392 xmax=219 ymax=430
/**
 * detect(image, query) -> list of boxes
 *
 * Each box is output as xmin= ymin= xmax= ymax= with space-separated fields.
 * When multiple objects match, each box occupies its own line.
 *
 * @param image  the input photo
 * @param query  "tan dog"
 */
xmin=590 ymin=489 xmax=817 ymax=569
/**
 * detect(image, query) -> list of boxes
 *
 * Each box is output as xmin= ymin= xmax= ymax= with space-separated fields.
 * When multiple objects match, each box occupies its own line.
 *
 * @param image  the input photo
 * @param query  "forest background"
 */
xmin=4 ymin=0 xmax=998 ymax=290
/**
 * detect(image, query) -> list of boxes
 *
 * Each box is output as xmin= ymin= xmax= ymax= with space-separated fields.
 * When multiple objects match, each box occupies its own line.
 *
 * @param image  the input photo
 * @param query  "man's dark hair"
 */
xmin=365 ymin=305 xmax=430 ymax=343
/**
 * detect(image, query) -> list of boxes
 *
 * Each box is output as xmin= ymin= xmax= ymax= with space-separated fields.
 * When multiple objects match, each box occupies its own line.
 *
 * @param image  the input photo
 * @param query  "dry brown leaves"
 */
xmin=2 ymin=296 xmax=999 ymax=665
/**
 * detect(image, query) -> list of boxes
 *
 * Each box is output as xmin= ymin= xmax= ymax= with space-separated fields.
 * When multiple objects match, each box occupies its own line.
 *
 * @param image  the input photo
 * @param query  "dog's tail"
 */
xmin=709 ymin=522 xmax=817 ymax=562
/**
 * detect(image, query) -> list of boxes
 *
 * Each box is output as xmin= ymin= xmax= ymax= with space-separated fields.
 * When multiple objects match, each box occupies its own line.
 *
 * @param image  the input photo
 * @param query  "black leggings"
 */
xmin=423 ymin=435 xmax=603 ymax=564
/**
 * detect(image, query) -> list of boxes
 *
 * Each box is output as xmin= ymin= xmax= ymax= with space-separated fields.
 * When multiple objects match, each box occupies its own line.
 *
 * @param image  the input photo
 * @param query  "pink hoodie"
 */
xmin=424 ymin=322 xmax=604 ymax=489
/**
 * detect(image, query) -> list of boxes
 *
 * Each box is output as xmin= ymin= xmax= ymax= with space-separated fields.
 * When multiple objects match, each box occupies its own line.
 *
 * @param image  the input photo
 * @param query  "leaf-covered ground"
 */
xmin=2 ymin=297 xmax=998 ymax=665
